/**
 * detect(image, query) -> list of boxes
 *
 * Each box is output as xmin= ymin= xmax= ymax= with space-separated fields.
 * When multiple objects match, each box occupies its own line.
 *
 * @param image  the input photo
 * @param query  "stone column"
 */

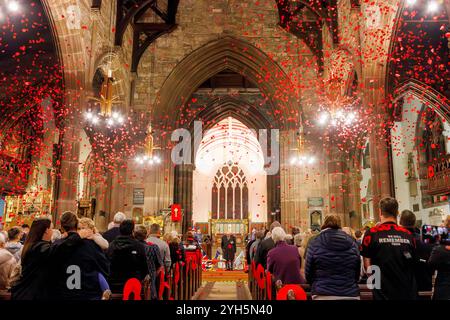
xmin=327 ymin=157 xmax=348 ymax=226
xmin=174 ymin=163 xmax=194 ymax=234
xmin=54 ymin=125 xmax=81 ymax=222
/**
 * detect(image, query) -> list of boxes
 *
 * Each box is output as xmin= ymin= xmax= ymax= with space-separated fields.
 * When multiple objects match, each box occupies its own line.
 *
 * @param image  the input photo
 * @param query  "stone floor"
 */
xmin=193 ymin=281 xmax=252 ymax=300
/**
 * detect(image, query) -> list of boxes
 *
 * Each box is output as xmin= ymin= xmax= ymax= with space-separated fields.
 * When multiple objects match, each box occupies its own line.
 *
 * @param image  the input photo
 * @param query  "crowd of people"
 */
xmin=245 ymin=197 xmax=450 ymax=300
xmin=0 ymin=196 xmax=449 ymax=300
xmin=0 ymin=211 xmax=201 ymax=300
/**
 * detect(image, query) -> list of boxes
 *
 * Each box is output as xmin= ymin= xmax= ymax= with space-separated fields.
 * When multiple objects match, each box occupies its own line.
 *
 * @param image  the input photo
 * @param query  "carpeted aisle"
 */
xmin=193 ymin=271 xmax=252 ymax=300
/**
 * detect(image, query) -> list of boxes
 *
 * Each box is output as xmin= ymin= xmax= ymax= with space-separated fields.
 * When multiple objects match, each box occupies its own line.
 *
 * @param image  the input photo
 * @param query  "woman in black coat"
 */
xmin=11 ymin=217 xmax=54 ymax=300
xmin=428 ymin=242 xmax=450 ymax=300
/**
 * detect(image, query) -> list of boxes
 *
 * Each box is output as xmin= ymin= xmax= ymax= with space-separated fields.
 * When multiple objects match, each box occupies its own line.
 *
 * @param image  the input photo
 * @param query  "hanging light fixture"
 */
xmin=317 ymin=76 xmax=359 ymax=129
xmin=135 ymin=123 xmax=162 ymax=166
xmin=290 ymin=125 xmax=315 ymax=166
xmin=85 ymin=0 xmax=125 ymax=129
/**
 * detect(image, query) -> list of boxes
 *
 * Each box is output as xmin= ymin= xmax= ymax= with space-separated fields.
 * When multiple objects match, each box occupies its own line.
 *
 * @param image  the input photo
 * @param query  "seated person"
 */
xmin=107 ymin=220 xmax=148 ymax=293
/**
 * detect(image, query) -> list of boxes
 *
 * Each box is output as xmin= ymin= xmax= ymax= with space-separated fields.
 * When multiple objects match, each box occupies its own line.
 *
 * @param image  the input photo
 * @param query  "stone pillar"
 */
xmin=327 ymin=157 xmax=348 ymax=226
xmin=54 ymin=125 xmax=81 ymax=223
xmin=174 ymin=163 xmax=194 ymax=234
xmin=369 ymin=127 xmax=393 ymax=219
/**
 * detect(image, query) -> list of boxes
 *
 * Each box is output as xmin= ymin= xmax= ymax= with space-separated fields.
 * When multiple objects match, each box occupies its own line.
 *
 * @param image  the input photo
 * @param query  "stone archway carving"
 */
xmin=152 ymin=36 xmax=300 ymax=130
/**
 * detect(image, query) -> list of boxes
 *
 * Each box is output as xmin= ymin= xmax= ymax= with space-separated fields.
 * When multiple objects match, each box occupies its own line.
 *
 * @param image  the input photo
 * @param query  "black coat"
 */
xmin=221 ymin=235 xmax=237 ymax=261
xmin=103 ymin=227 xmax=120 ymax=243
xmin=107 ymin=235 xmax=148 ymax=292
xmin=305 ymin=228 xmax=361 ymax=297
xmin=50 ymin=232 xmax=110 ymax=300
xmin=254 ymin=237 xmax=275 ymax=269
xmin=428 ymin=244 xmax=450 ymax=300
xmin=405 ymin=227 xmax=433 ymax=291
xmin=11 ymin=241 xmax=52 ymax=300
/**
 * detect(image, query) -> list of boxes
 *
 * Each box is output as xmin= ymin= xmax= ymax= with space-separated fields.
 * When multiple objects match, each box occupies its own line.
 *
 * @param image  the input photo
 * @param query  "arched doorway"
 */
xmin=193 ymin=116 xmax=268 ymax=256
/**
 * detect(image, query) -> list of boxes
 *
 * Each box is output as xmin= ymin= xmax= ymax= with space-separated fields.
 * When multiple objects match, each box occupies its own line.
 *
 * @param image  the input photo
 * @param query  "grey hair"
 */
xmin=113 ymin=212 xmax=126 ymax=224
xmin=271 ymin=227 xmax=286 ymax=243
xmin=294 ymin=233 xmax=303 ymax=246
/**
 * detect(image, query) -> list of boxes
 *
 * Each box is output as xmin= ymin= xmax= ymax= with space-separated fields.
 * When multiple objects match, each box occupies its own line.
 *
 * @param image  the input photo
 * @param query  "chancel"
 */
xmin=0 ymin=0 xmax=448 ymax=302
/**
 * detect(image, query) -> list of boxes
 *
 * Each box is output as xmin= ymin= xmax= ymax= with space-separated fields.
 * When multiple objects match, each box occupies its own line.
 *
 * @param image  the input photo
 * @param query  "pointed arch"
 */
xmin=153 ymin=36 xmax=299 ymax=130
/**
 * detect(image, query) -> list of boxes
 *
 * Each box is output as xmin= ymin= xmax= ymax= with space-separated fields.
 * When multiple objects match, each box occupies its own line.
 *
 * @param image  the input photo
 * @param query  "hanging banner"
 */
xmin=171 ymin=204 xmax=181 ymax=222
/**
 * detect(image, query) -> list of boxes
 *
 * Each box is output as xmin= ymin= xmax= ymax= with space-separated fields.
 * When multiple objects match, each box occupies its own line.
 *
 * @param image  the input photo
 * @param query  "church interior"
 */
xmin=0 ymin=0 xmax=449 ymax=302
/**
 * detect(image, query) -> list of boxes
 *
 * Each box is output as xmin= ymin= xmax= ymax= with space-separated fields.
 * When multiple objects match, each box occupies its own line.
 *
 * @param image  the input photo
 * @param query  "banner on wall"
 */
xmin=171 ymin=204 xmax=182 ymax=222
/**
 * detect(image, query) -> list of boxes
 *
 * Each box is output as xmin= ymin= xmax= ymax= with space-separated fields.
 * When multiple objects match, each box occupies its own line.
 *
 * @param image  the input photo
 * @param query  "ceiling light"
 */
xmin=427 ymin=1 xmax=439 ymax=13
xmin=7 ymin=1 xmax=20 ymax=12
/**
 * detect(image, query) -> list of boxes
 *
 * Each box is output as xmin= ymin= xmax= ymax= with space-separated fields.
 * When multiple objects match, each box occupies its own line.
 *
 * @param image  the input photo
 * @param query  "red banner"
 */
xmin=171 ymin=204 xmax=181 ymax=222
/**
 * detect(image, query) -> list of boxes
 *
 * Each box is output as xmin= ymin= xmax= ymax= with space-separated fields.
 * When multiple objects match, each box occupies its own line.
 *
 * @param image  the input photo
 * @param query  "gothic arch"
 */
xmin=153 ymin=36 xmax=300 ymax=130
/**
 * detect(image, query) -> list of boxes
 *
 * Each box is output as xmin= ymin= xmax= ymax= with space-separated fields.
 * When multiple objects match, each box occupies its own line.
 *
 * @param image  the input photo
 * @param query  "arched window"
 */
xmin=211 ymin=164 xmax=248 ymax=220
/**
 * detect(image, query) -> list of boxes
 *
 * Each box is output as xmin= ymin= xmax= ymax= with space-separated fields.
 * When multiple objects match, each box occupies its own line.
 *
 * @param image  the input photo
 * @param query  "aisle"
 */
xmin=193 ymin=271 xmax=251 ymax=300
xmin=193 ymin=281 xmax=252 ymax=300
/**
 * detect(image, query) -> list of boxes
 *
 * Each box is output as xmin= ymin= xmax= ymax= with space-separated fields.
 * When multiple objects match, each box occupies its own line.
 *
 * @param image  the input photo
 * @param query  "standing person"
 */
xmin=19 ymin=224 xmax=29 ymax=244
xmin=107 ymin=220 xmax=148 ymax=293
xmin=6 ymin=226 xmax=23 ymax=262
xmin=103 ymin=212 xmax=126 ymax=243
xmin=254 ymin=221 xmax=281 ymax=269
xmin=147 ymin=223 xmax=171 ymax=272
xmin=11 ymin=217 xmax=53 ymax=300
xmin=51 ymin=211 xmax=110 ymax=300
xmin=305 ymin=215 xmax=361 ymax=300
xmin=361 ymin=197 xmax=417 ymax=300
xmin=0 ymin=233 xmax=16 ymax=290
xmin=400 ymin=210 xmax=433 ymax=291
xmin=267 ymin=227 xmax=304 ymax=285
xmin=427 ymin=215 xmax=450 ymax=300
xmin=169 ymin=231 xmax=185 ymax=266
xmin=134 ymin=225 xmax=163 ymax=300
xmin=221 ymin=232 xmax=236 ymax=271
xmin=249 ymin=230 xmax=264 ymax=262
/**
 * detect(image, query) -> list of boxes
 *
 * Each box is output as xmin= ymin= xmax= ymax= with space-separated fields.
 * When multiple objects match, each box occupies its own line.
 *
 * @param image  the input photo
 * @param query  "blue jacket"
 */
xmin=305 ymin=228 xmax=360 ymax=297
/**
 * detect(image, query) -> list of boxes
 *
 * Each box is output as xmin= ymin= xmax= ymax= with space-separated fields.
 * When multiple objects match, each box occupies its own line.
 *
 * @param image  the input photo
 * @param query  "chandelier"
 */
xmin=85 ymin=70 xmax=125 ymax=127
xmin=290 ymin=126 xmax=315 ymax=166
xmin=317 ymin=76 xmax=359 ymax=128
xmin=134 ymin=123 xmax=162 ymax=166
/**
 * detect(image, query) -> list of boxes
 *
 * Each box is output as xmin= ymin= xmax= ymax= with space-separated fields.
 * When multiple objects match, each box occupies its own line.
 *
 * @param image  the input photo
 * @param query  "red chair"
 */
xmin=276 ymin=284 xmax=307 ymax=300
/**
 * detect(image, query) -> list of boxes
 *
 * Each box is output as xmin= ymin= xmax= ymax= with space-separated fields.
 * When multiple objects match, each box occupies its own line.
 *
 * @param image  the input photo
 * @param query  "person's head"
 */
xmin=170 ymin=230 xmax=181 ymax=244
xmin=355 ymin=230 xmax=363 ymax=239
xmin=379 ymin=197 xmax=399 ymax=220
xmin=113 ymin=212 xmax=126 ymax=225
xmin=22 ymin=216 xmax=53 ymax=260
xmin=119 ymin=219 xmax=135 ymax=236
xmin=342 ymin=227 xmax=355 ymax=239
xmin=21 ymin=224 xmax=30 ymax=234
xmin=7 ymin=226 xmax=22 ymax=242
xmin=186 ymin=231 xmax=195 ymax=240
xmin=78 ymin=217 xmax=96 ymax=232
xmin=445 ymin=215 xmax=450 ymax=228
xmin=269 ymin=221 xmax=281 ymax=232
xmin=271 ymin=227 xmax=286 ymax=243
xmin=294 ymin=233 xmax=303 ymax=247
xmin=134 ymin=224 xmax=148 ymax=241
xmin=163 ymin=232 xmax=173 ymax=243
xmin=149 ymin=223 xmax=161 ymax=236
xmin=291 ymin=226 xmax=300 ymax=236
xmin=60 ymin=211 xmax=79 ymax=233
xmin=400 ymin=210 xmax=416 ymax=228
xmin=51 ymin=229 xmax=62 ymax=242
xmin=321 ymin=214 xmax=341 ymax=230
xmin=255 ymin=230 xmax=265 ymax=241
